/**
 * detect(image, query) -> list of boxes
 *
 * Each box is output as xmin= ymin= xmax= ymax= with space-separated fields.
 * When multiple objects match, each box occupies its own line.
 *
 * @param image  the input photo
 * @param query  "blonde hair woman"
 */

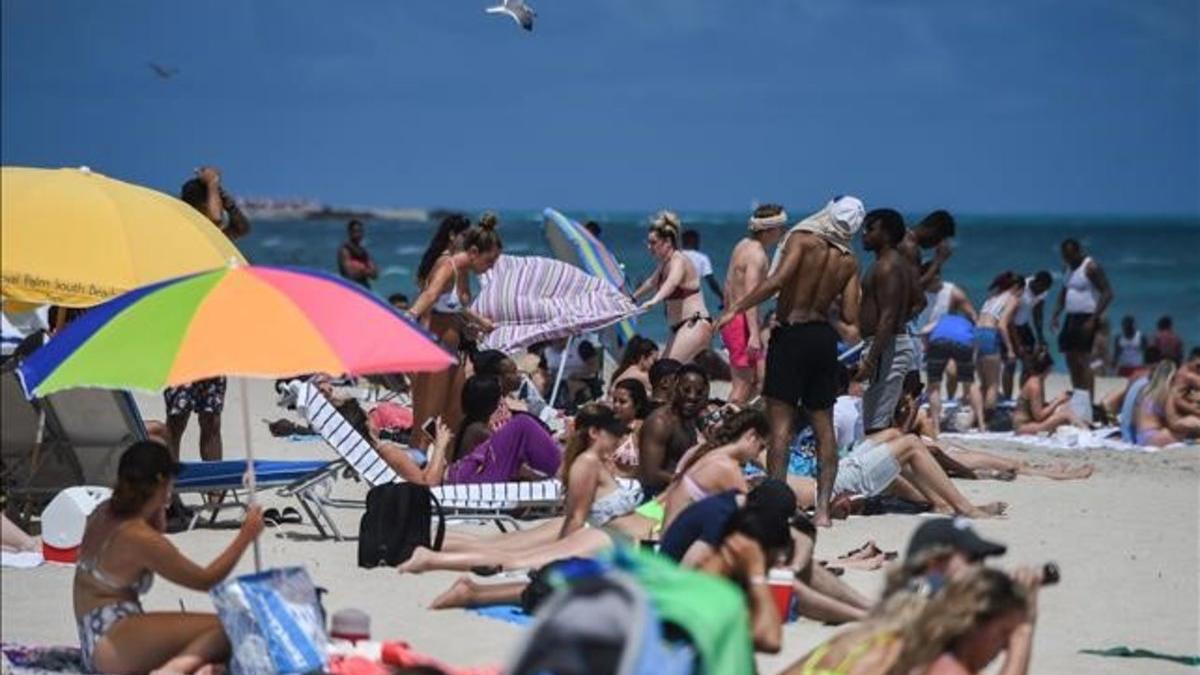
xmin=631 ymin=210 xmax=713 ymax=363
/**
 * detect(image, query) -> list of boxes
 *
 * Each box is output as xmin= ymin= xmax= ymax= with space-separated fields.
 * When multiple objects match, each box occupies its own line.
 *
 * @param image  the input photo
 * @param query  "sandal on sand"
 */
xmin=838 ymin=541 xmax=879 ymax=561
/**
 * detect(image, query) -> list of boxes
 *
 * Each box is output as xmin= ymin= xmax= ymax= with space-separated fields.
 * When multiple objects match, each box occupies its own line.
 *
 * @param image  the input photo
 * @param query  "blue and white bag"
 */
xmin=211 ymin=566 xmax=328 ymax=675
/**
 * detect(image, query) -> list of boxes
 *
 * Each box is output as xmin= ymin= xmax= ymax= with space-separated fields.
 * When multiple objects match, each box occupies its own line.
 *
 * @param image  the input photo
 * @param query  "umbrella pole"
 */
xmin=548 ymin=335 xmax=572 ymax=410
xmin=239 ymin=377 xmax=262 ymax=572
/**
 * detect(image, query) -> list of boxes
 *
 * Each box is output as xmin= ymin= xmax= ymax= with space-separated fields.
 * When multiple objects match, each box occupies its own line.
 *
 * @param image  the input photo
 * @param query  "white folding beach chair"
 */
xmin=287 ymin=381 xmax=565 ymax=541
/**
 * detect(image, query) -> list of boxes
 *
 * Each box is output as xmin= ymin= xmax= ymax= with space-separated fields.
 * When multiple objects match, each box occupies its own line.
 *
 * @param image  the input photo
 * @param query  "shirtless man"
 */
xmin=717 ymin=196 xmax=864 ymax=527
xmin=859 ymin=209 xmax=922 ymax=436
xmin=899 ymin=209 xmax=956 ymax=289
xmin=720 ymin=204 xmax=788 ymax=405
xmin=638 ymin=364 xmax=710 ymax=498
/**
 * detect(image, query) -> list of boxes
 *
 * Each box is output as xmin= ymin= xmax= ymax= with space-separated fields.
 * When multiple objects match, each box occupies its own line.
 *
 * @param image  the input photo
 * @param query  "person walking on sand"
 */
xmin=408 ymin=215 xmax=502 ymax=448
xmin=163 ymin=166 xmax=250 ymax=465
xmin=1051 ymin=238 xmax=1113 ymax=411
xmin=632 ymin=211 xmax=713 ymax=364
xmin=717 ymin=196 xmax=863 ymax=527
xmin=719 ymin=204 xmax=788 ymax=405
xmin=859 ymin=209 xmax=922 ymax=435
xmin=337 ymin=219 xmax=378 ymax=289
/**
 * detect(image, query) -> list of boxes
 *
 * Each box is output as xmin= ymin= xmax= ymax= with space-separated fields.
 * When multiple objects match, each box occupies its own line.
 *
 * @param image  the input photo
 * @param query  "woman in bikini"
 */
xmin=608 ymin=335 xmax=659 ymax=395
xmin=632 ymin=211 xmax=713 ymax=363
xmin=975 ymin=272 xmax=1023 ymax=416
xmin=658 ymin=408 xmax=769 ymax=530
xmin=400 ymin=403 xmax=657 ymax=574
xmin=73 ymin=442 xmax=264 ymax=674
xmin=1012 ymin=348 xmax=1088 ymax=436
xmin=408 ymin=214 xmax=502 ymax=447
xmin=1133 ymin=360 xmax=1198 ymax=447
xmin=609 ymin=378 xmax=653 ymax=479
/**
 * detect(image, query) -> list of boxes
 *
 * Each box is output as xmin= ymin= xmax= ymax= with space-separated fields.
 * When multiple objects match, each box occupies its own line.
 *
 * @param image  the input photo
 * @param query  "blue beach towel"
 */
xmin=469 ymin=604 xmax=533 ymax=626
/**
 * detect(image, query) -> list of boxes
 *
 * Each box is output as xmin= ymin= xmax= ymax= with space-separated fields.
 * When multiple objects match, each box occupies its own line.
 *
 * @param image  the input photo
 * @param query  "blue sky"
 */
xmin=3 ymin=0 xmax=1197 ymax=215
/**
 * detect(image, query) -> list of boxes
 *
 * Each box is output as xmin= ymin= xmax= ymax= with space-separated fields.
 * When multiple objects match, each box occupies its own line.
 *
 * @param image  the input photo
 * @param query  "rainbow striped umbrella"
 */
xmin=542 ymin=207 xmax=636 ymax=354
xmin=18 ymin=265 xmax=454 ymax=397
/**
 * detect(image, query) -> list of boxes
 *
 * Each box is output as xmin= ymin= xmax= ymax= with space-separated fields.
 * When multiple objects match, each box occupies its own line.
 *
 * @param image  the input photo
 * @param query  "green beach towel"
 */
xmin=607 ymin=546 xmax=755 ymax=675
xmin=1079 ymin=646 xmax=1200 ymax=667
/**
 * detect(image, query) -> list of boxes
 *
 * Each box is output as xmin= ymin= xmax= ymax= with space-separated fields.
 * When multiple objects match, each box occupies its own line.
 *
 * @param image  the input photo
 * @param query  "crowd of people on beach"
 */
xmin=5 ymin=174 xmax=1198 ymax=674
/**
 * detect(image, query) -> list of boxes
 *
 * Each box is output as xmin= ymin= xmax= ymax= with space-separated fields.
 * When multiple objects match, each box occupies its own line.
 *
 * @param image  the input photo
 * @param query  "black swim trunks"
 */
xmin=763 ymin=321 xmax=838 ymax=411
xmin=1058 ymin=313 xmax=1095 ymax=353
xmin=926 ymin=339 xmax=976 ymax=383
xmin=1014 ymin=324 xmax=1037 ymax=353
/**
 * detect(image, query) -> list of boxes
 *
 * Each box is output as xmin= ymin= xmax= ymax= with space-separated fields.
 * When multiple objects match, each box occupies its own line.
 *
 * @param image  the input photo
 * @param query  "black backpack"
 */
xmin=357 ymin=483 xmax=445 ymax=568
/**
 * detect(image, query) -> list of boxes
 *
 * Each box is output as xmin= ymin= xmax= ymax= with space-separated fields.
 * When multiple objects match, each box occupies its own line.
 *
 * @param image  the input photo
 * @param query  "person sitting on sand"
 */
xmin=444 ymin=375 xmax=562 ymax=484
xmin=1133 ymin=361 xmax=1200 ymax=447
xmin=609 ymin=379 xmax=652 ymax=478
xmin=661 ymin=480 xmax=872 ymax=626
xmin=1012 ymin=348 xmax=1088 ymax=436
xmin=657 ymin=408 xmax=770 ymax=531
xmin=400 ymin=404 xmax=657 ymax=574
xmin=648 ymin=357 xmax=683 ymax=406
xmin=638 ymin=365 xmax=710 ymax=497
xmin=74 ymin=441 xmax=264 ymax=674
xmin=608 ymin=335 xmax=659 ymax=395
xmin=894 ymin=374 xmax=1094 ymax=481
xmin=631 ymin=210 xmax=713 ymax=364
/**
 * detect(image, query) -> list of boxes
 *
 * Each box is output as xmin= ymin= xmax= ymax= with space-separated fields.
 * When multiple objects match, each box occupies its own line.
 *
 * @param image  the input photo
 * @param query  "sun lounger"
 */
xmin=289 ymin=381 xmax=565 ymax=541
xmin=176 ymin=459 xmax=334 ymax=528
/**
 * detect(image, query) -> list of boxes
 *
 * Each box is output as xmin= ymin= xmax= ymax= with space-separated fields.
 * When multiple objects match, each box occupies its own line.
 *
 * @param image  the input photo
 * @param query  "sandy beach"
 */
xmin=3 ymin=374 xmax=1197 ymax=674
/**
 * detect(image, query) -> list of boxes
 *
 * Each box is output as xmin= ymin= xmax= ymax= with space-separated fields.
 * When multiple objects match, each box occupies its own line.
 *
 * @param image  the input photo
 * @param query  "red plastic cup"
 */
xmin=767 ymin=569 xmax=794 ymax=621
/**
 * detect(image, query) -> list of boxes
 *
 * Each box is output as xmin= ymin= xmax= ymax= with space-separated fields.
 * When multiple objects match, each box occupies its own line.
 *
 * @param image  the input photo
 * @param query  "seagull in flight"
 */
xmin=485 ymin=0 xmax=535 ymax=32
xmin=147 ymin=62 xmax=180 ymax=79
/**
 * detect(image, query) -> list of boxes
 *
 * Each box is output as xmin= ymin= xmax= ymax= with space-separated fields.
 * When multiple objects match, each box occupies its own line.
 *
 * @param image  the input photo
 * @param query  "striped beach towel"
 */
xmin=475 ymin=255 xmax=638 ymax=353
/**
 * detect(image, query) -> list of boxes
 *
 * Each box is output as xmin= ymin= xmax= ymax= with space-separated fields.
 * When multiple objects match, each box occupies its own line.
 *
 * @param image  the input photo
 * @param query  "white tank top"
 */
xmin=918 ymin=282 xmax=956 ymax=334
xmin=1064 ymin=257 xmax=1098 ymax=314
xmin=1116 ymin=331 xmax=1144 ymax=368
xmin=1013 ymin=278 xmax=1046 ymax=327
xmin=980 ymin=293 xmax=1009 ymax=321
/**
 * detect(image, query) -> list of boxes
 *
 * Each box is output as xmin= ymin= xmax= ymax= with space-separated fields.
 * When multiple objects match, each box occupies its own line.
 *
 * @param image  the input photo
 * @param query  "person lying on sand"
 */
xmin=399 ymin=404 xmax=656 ymax=574
xmin=74 ymin=441 xmax=264 ymax=674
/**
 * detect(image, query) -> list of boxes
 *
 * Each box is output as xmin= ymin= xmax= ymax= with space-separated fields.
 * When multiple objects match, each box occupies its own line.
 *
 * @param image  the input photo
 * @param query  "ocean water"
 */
xmin=240 ymin=212 xmax=1200 ymax=354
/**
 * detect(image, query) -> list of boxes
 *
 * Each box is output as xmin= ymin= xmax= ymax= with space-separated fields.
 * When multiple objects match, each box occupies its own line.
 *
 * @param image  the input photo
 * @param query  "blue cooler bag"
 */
xmin=211 ymin=566 xmax=328 ymax=675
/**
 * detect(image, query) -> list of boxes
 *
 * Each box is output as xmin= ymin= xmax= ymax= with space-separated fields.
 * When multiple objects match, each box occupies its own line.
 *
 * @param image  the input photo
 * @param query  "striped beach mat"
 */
xmin=475 ymin=255 xmax=638 ymax=353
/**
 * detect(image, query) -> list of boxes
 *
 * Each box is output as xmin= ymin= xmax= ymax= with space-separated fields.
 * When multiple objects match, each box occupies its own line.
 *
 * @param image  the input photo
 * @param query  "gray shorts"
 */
xmin=834 ymin=438 xmax=901 ymax=497
xmin=861 ymin=335 xmax=917 ymax=432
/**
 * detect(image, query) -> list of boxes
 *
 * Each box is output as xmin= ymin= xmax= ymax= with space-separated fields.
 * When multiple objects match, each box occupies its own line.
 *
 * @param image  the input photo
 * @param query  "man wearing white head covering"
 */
xmin=719 ymin=203 xmax=789 ymax=405
xmin=717 ymin=195 xmax=865 ymax=528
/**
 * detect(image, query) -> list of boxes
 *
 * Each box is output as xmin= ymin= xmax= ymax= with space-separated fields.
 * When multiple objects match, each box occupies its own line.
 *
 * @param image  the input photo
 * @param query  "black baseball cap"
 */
xmin=905 ymin=517 xmax=1007 ymax=565
xmin=574 ymin=404 xmax=629 ymax=437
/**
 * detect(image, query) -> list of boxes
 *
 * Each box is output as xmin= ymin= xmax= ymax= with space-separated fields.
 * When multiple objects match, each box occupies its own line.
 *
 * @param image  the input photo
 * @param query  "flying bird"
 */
xmin=147 ymin=62 xmax=179 ymax=79
xmin=485 ymin=0 xmax=535 ymax=32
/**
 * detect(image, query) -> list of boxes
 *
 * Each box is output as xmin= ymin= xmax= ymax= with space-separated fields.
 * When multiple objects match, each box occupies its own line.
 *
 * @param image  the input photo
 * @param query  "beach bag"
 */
xmin=210 ymin=566 xmax=328 ymax=675
xmin=508 ymin=571 xmax=695 ymax=675
xmin=357 ymin=483 xmax=445 ymax=568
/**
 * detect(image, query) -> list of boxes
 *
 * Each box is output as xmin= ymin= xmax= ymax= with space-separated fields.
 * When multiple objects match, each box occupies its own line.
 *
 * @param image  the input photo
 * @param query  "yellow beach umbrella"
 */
xmin=1 ymin=166 xmax=246 ymax=308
